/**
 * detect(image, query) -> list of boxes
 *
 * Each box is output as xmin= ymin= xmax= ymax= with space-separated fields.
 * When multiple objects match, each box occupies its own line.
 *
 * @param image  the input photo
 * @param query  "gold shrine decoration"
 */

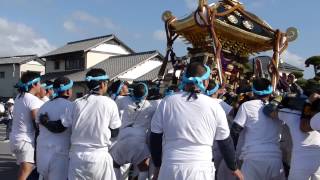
xmin=159 ymin=0 xmax=297 ymax=90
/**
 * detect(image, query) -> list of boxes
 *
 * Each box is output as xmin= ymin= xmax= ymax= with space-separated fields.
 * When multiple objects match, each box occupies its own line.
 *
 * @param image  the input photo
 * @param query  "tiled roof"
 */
xmin=42 ymin=34 xmax=135 ymax=58
xmin=0 ymin=55 xmax=44 ymax=65
xmin=42 ymin=51 xmax=162 ymax=82
xmin=253 ymin=56 xmax=303 ymax=72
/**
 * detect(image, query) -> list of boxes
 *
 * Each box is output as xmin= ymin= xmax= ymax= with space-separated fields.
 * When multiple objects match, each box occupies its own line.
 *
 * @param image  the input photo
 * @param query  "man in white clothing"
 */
xmin=150 ymin=62 xmax=243 ymax=180
xmin=10 ymin=72 xmax=43 ymax=180
xmin=231 ymin=78 xmax=285 ymax=180
xmin=64 ymin=68 xmax=121 ymax=180
xmin=264 ymin=94 xmax=320 ymax=180
xmin=205 ymin=80 xmax=233 ymax=175
xmin=111 ymin=82 xmax=157 ymax=180
xmin=37 ymin=76 xmax=73 ymax=180
xmin=206 ymin=79 xmax=233 ymax=116
xmin=110 ymin=80 xmax=129 ymax=101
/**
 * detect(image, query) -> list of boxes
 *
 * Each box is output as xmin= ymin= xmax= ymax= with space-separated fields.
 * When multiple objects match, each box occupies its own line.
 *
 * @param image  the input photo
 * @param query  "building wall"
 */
xmin=45 ymin=59 xmax=65 ymax=73
xmin=0 ymin=64 xmax=20 ymax=98
xmin=86 ymin=43 xmax=131 ymax=69
xmin=20 ymin=60 xmax=45 ymax=75
xmin=86 ymin=51 xmax=114 ymax=69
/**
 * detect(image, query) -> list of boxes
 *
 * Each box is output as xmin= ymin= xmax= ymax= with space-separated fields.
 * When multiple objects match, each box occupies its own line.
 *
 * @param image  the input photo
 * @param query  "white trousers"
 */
xmin=110 ymin=136 xmax=149 ymax=166
xmin=68 ymin=149 xmax=116 ymax=180
xmin=36 ymin=146 xmax=68 ymax=180
xmin=241 ymin=158 xmax=285 ymax=180
xmin=158 ymin=162 xmax=215 ymax=180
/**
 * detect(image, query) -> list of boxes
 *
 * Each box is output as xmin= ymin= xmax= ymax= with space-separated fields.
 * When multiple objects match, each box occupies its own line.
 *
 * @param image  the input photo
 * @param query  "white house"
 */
xmin=42 ymin=34 xmax=169 ymax=99
xmin=0 ymin=55 xmax=45 ymax=99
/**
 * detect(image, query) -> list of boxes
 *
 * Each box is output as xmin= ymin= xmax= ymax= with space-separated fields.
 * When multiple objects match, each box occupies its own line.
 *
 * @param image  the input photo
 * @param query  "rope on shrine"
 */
xmin=194 ymin=4 xmax=224 ymax=85
xmin=157 ymin=18 xmax=178 ymax=80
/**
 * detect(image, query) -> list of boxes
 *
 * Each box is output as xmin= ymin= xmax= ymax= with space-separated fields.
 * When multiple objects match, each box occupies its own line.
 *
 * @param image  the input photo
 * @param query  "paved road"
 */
xmin=0 ymin=124 xmax=18 ymax=179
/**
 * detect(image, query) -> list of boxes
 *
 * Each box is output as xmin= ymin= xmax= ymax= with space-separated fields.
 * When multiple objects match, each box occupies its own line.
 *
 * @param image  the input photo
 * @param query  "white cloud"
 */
xmin=0 ymin=17 xmax=55 ymax=56
xmin=73 ymin=11 xmax=100 ymax=24
xmin=63 ymin=20 xmax=79 ymax=33
xmin=153 ymin=30 xmax=166 ymax=41
xmin=102 ymin=17 xmax=117 ymax=30
xmin=63 ymin=11 xmax=117 ymax=33
xmin=281 ymin=50 xmax=304 ymax=68
xmin=281 ymin=50 xmax=314 ymax=79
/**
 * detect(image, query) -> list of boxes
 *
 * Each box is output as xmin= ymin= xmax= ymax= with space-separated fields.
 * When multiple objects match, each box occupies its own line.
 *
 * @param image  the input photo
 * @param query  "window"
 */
xmin=54 ymin=61 xmax=60 ymax=70
xmin=65 ymin=59 xmax=84 ymax=70
xmin=0 ymin=72 xmax=5 ymax=79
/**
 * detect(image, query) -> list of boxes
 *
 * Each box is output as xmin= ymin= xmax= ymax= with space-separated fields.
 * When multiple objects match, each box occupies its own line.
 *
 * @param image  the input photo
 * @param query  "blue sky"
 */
xmin=0 ymin=0 xmax=319 ymax=78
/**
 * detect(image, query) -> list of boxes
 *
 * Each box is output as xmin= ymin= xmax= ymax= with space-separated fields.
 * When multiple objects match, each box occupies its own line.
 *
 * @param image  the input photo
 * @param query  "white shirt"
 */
xmin=310 ymin=112 xmax=320 ymax=131
xmin=11 ymin=93 xmax=44 ymax=143
xmin=279 ymin=109 xmax=320 ymax=170
xmin=234 ymin=100 xmax=282 ymax=160
xmin=116 ymin=96 xmax=157 ymax=130
xmin=36 ymin=98 xmax=72 ymax=153
xmin=215 ymin=99 xmax=232 ymax=115
xmin=151 ymin=92 xmax=230 ymax=163
xmin=41 ymin=96 xmax=50 ymax=103
xmin=61 ymin=95 xmax=121 ymax=150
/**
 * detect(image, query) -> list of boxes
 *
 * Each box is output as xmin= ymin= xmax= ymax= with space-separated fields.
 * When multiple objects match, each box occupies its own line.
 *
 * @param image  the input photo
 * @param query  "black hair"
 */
xmin=133 ymin=83 xmax=147 ymax=98
xmin=207 ymin=79 xmax=218 ymax=91
xmin=19 ymin=72 xmax=40 ymax=95
xmin=108 ymin=80 xmax=128 ymax=94
xmin=252 ymin=78 xmax=272 ymax=99
xmin=40 ymin=80 xmax=54 ymax=94
xmin=252 ymin=78 xmax=271 ymax=91
xmin=86 ymin=68 xmax=107 ymax=90
xmin=184 ymin=62 xmax=207 ymax=100
xmin=185 ymin=61 xmax=206 ymax=78
xmin=312 ymin=99 xmax=320 ymax=112
xmin=53 ymin=77 xmax=71 ymax=97
xmin=45 ymin=80 xmax=53 ymax=88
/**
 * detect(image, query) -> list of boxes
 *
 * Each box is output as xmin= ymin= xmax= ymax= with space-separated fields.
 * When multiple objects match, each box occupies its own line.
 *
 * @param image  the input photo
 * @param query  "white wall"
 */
xmin=86 ymin=43 xmax=131 ymax=69
xmin=86 ymin=51 xmax=114 ymax=69
xmin=20 ymin=60 xmax=45 ymax=75
xmin=91 ymin=43 xmax=131 ymax=54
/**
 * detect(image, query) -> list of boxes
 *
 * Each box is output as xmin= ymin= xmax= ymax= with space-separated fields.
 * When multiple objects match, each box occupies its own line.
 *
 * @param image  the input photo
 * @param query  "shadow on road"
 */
xmin=0 ymin=156 xmax=18 ymax=179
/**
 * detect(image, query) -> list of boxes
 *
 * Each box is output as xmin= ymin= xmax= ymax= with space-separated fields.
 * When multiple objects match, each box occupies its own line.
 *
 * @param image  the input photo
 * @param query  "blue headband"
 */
xmin=85 ymin=75 xmax=109 ymax=82
xmin=252 ymin=85 xmax=273 ymax=96
xmin=45 ymin=85 xmax=53 ymax=90
xmin=179 ymin=65 xmax=211 ymax=92
xmin=132 ymin=83 xmax=148 ymax=102
xmin=206 ymin=83 xmax=219 ymax=96
xmin=19 ymin=77 xmax=41 ymax=91
xmin=55 ymin=80 xmax=73 ymax=93
xmin=41 ymin=83 xmax=47 ymax=88
xmin=115 ymin=81 xmax=124 ymax=95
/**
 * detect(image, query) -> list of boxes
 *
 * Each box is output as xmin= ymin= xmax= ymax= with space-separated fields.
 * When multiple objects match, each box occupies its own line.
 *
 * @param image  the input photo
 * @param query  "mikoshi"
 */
xmin=157 ymin=0 xmax=298 ymax=92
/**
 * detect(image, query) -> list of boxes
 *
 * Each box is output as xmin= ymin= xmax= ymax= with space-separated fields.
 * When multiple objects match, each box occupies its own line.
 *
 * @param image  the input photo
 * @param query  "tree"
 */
xmin=305 ymin=56 xmax=320 ymax=75
xmin=292 ymin=71 xmax=304 ymax=79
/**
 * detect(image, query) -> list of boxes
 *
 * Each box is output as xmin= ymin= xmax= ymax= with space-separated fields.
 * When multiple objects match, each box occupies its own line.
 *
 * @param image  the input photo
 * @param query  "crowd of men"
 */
xmin=5 ymin=61 xmax=320 ymax=180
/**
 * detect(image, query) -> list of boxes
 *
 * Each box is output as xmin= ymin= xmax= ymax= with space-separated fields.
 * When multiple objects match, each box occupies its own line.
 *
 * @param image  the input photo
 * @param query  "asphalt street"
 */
xmin=0 ymin=124 xmax=18 ymax=179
